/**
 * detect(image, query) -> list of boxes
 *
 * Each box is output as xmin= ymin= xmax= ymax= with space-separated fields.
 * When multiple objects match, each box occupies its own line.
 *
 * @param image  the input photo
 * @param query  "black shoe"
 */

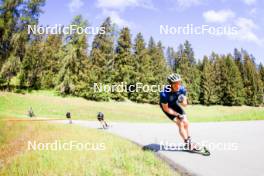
xmin=184 ymin=138 xmax=191 ymax=150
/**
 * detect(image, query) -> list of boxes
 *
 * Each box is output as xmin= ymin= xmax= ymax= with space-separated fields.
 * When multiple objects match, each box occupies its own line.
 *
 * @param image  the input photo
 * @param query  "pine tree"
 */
xmin=89 ymin=17 xmax=114 ymax=101
xmin=0 ymin=54 xmax=20 ymax=90
xmin=19 ymin=35 xmax=44 ymax=89
xmin=166 ymin=47 xmax=176 ymax=71
xmin=147 ymin=39 xmax=169 ymax=103
xmin=260 ymin=63 xmax=264 ymax=84
xmin=91 ymin=17 xmax=114 ymax=80
xmin=200 ymin=56 xmax=217 ymax=105
xmin=234 ymin=48 xmax=243 ymax=70
xmin=41 ymin=34 xmax=64 ymax=88
xmin=0 ymin=0 xmax=45 ymax=89
xmin=243 ymin=53 xmax=263 ymax=106
xmin=155 ymin=41 xmax=170 ymax=85
xmin=56 ymin=15 xmax=89 ymax=96
xmin=112 ymin=27 xmax=134 ymax=100
xmin=0 ymin=0 xmax=23 ymax=65
xmin=176 ymin=42 xmax=201 ymax=104
xmin=174 ymin=44 xmax=184 ymax=70
xmin=221 ymin=55 xmax=245 ymax=105
xmin=134 ymin=33 xmax=145 ymax=55
xmin=210 ymin=53 xmax=224 ymax=104
xmin=129 ymin=32 xmax=153 ymax=103
xmin=259 ymin=63 xmax=264 ymax=105
xmin=147 ymin=36 xmax=155 ymax=53
xmin=183 ymin=40 xmax=196 ymax=65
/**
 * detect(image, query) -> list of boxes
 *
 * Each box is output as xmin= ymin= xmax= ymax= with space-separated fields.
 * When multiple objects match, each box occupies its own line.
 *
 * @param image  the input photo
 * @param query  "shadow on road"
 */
xmin=143 ymin=143 xmax=195 ymax=154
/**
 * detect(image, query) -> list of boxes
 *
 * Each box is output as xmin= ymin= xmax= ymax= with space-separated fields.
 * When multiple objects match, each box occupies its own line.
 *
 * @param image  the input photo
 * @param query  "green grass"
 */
xmin=0 ymin=121 xmax=177 ymax=176
xmin=0 ymin=90 xmax=263 ymax=175
xmin=0 ymin=90 xmax=263 ymax=122
xmin=186 ymin=104 xmax=264 ymax=122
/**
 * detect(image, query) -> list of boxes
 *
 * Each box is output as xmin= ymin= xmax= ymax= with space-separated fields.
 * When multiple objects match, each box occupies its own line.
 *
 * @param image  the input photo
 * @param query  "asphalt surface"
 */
xmin=56 ymin=120 xmax=264 ymax=176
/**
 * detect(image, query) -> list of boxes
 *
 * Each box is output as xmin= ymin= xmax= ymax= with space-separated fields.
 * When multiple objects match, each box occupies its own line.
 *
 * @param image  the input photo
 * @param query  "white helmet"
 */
xmin=167 ymin=73 xmax=181 ymax=84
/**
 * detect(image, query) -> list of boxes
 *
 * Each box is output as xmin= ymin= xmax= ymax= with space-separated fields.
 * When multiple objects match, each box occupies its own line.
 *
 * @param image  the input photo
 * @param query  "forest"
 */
xmin=0 ymin=0 xmax=263 ymax=106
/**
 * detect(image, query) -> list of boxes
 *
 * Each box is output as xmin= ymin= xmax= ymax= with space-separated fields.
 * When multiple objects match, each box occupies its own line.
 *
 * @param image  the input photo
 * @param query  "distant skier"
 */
xmin=28 ymin=107 xmax=35 ymax=118
xmin=97 ymin=112 xmax=108 ymax=129
xmin=66 ymin=112 xmax=72 ymax=124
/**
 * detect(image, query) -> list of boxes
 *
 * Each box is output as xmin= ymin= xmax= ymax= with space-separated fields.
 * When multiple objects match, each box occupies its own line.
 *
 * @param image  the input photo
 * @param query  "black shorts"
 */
xmin=160 ymin=102 xmax=185 ymax=121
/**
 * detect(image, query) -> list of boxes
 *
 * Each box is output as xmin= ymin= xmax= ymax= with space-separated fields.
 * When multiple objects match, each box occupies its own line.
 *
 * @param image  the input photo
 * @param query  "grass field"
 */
xmin=0 ymin=120 xmax=177 ymax=176
xmin=0 ymin=90 xmax=263 ymax=175
xmin=0 ymin=90 xmax=263 ymax=122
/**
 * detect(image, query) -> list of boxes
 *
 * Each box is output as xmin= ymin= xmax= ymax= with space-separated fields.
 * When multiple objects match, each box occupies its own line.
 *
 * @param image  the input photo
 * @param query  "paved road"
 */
xmin=56 ymin=120 xmax=264 ymax=176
